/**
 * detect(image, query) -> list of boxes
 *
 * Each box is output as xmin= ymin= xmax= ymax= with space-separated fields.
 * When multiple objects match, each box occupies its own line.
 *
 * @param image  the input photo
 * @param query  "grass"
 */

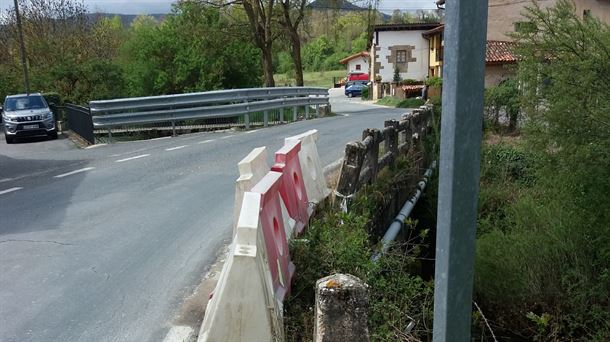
xmin=285 ymin=155 xmax=436 ymax=342
xmin=376 ymin=96 xmax=425 ymax=108
xmin=274 ymin=70 xmax=346 ymax=88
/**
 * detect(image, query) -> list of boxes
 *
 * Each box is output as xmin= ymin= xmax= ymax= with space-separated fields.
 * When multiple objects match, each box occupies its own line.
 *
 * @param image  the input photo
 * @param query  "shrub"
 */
xmin=361 ymin=85 xmax=370 ymax=100
xmin=425 ymin=76 xmax=442 ymax=87
xmin=285 ymin=156 xmax=435 ymax=341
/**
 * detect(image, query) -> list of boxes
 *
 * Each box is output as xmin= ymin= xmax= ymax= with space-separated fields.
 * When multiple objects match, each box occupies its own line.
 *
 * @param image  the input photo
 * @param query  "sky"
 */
xmin=0 ymin=0 xmax=438 ymax=14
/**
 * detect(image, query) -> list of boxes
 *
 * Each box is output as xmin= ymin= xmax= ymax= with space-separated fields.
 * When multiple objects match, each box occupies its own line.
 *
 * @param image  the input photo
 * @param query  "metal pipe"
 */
xmin=373 ymin=160 xmax=437 ymax=262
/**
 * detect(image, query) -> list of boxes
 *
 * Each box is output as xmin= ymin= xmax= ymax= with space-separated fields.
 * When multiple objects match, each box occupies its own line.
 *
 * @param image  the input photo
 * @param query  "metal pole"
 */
xmin=433 ymin=1 xmax=488 ymax=341
xmin=13 ymin=0 xmax=30 ymax=94
xmin=264 ymin=110 xmax=269 ymax=127
xmin=244 ymin=99 xmax=250 ymax=129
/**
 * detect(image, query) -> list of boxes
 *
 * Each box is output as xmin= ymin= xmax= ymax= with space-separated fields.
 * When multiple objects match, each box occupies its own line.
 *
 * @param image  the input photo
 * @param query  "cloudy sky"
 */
xmin=1 ymin=0 xmax=437 ymax=14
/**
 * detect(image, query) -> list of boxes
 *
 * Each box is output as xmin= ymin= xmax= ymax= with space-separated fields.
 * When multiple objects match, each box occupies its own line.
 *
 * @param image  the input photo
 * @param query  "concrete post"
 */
xmin=314 ymin=274 xmax=369 ymax=342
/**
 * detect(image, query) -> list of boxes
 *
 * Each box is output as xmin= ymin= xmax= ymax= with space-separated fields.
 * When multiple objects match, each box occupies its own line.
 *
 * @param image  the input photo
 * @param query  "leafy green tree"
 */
xmin=475 ymin=1 xmax=610 ymax=339
xmin=121 ymin=2 xmax=261 ymax=96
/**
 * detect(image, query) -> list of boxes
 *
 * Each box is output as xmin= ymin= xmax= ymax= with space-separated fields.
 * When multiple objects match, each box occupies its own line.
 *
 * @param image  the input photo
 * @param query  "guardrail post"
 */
xmin=171 ymin=119 xmax=176 ymax=137
xmin=305 ymin=104 xmax=310 ymax=120
xmin=336 ymin=141 xmax=366 ymax=198
xmin=264 ymin=110 xmax=269 ymax=127
xmin=293 ymin=106 xmax=298 ymax=122
xmin=362 ymin=128 xmax=380 ymax=183
xmin=280 ymin=107 xmax=284 ymax=122
xmin=245 ymin=113 xmax=250 ymax=129
xmin=107 ymin=128 xmax=112 ymax=143
xmin=384 ymin=120 xmax=399 ymax=166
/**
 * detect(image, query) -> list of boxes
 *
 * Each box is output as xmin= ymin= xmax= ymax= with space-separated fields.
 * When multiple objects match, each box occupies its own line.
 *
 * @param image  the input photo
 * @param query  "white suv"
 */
xmin=1 ymin=93 xmax=57 ymax=144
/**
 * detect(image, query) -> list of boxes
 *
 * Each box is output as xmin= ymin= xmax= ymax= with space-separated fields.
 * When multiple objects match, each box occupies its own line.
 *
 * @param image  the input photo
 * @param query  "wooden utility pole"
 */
xmin=14 ymin=0 xmax=30 ymax=94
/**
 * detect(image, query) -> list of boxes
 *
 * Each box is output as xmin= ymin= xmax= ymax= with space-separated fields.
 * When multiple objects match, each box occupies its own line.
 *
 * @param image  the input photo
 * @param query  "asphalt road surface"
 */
xmin=0 ymin=89 xmax=410 ymax=342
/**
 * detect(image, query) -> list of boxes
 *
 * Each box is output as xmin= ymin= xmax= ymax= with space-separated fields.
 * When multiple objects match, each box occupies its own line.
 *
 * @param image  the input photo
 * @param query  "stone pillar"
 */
xmin=314 ymin=274 xmax=369 ymax=342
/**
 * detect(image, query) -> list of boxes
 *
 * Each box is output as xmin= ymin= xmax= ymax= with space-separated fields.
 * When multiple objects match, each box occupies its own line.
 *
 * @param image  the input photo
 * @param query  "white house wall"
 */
xmin=372 ymin=30 xmax=430 ymax=82
xmin=346 ymin=57 xmax=369 ymax=74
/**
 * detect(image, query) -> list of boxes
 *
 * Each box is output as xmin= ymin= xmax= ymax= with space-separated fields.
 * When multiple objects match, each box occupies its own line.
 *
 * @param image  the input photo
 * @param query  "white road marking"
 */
xmin=0 ymin=178 xmax=14 ymax=183
xmin=220 ymin=135 xmax=233 ymax=139
xmin=115 ymin=154 xmax=151 ymax=163
xmin=54 ymin=167 xmax=95 ymax=178
xmin=165 ymin=145 xmax=187 ymax=151
xmin=245 ymin=129 xmax=260 ymax=134
xmin=84 ymin=144 xmax=107 ymax=149
xmin=150 ymin=136 xmax=172 ymax=141
xmin=197 ymin=139 xmax=214 ymax=144
xmin=0 ymin=187 xmax=23 ymax=195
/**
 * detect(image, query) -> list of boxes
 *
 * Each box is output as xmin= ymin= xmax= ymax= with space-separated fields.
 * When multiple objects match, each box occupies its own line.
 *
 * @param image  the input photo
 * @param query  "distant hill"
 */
xmin=86 ymin=13 xmax=167 ymax=26
xmin=308 ymin=0 xmax=367 ymax=11
xmin=307 ymin=0 xmax=390 ymax=20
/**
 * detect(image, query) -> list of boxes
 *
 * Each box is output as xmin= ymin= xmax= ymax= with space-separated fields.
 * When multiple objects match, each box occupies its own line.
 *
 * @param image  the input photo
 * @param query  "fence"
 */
xmin=89 ymin=87 xmax=330 ymax=140
xmin=54 ymin=104 xmax=95 ymax=145
xmin=335 ymin=105 xmax=433 ymax=200
xmin=198 ymin=107 xmax=434 ymax=341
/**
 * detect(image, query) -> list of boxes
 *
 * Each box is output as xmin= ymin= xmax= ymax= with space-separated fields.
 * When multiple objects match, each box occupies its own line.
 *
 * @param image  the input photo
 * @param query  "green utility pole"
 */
xmin=433 ymin=0 xmax=488 ymax=341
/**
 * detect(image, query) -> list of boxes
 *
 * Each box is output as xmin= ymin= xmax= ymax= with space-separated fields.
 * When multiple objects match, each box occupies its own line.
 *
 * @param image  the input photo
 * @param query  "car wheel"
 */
xmin=348 ymin=93 xmax=353 ymax=98
xmin=48 ymin=130 xmax=58 ymax=140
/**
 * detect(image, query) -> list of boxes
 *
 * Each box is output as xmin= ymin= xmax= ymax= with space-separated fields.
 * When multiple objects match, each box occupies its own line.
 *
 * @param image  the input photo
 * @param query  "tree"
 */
xmin=279 ymin=0 xmax=306 ymax=86
xmin=392 ymin=66 xmax=401 ymax=83
xmin=475 ymin=1 xmax=610 ymax=338
xmin=121 ymin=2 xmax=262 ymax=96
xmin=241 ymin=0 xmax=277 ymax=86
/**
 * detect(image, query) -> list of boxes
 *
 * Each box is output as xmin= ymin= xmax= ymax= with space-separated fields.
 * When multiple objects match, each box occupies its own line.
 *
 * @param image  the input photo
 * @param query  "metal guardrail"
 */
xmin=58 ymin=104 xmax=95 ymax=145
xmin=89 ymin=87 xmax=330 ymax=130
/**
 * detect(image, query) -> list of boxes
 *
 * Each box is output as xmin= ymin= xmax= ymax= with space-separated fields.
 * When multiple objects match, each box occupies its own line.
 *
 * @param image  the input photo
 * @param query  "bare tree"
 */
xmin=278 ymin=0 xmax=306 ymax=86
xmin=241 ymin=0 xmax=276 ymax=86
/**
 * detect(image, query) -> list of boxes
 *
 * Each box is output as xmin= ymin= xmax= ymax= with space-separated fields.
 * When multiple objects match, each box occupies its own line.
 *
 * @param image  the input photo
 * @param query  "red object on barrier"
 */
xmin=251 ymin=171 xmax=295 ymax=302
xmin=272 ymin=140 xmax=311 ymax=235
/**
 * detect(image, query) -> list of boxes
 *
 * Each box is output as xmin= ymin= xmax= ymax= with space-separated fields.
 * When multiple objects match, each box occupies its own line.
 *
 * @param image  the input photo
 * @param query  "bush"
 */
xmin=425 ymin=76 xmax=442 ymax=87
xmin=361 ymin=86 xmax=369 ymax=100
xmin=42 ymin=92 xmax=62 ymax=106
xmin=285 ymin=157 xmax=435 ymax=341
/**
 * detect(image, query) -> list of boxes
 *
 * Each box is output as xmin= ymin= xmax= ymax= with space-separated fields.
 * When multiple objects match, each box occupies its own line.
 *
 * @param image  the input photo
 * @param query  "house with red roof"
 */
xmin=339 ymin=51 xmax=370 ymax=75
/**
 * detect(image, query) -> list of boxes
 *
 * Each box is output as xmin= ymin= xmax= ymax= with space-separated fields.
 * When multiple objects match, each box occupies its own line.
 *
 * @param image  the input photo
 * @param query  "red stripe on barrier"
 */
xmin=272 ymin=140 xmax=310 ymax=235
xmin=251 ymin=171 xmax=295 ymax=302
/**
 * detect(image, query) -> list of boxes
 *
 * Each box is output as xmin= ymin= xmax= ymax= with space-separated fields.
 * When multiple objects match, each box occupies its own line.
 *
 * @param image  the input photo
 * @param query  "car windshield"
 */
xmin=4 ymin=96 xmax=47 ymax=111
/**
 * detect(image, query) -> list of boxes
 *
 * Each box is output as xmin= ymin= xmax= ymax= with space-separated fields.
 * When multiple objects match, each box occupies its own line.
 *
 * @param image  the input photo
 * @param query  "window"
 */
xmin=356 ymin=64 xmax=361 ymax=70
xmin=396 ymin=50 xmax=407 ymax=63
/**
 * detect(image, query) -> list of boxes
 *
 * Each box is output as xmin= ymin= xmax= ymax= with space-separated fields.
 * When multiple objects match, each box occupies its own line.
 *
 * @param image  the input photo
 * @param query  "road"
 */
xmin=0 ymin=89 xmax=408 ymax=342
